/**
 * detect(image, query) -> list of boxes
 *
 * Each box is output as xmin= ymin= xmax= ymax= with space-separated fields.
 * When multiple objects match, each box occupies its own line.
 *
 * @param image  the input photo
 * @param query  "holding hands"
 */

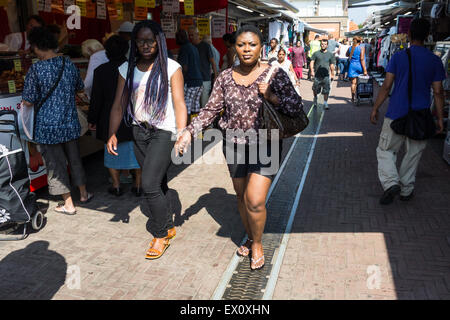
xmin=174 ymin=129 xmax=192 ymax=156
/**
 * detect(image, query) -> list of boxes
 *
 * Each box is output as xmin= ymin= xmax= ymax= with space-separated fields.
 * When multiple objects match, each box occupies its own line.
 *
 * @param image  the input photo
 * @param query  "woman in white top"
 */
xmin=107 ymin=20 xmax=187 ymax=260
xmin=272 ymin=47 xmax=300 ymax=92
xmin=337 ymin=38 xmax=350 ymax=81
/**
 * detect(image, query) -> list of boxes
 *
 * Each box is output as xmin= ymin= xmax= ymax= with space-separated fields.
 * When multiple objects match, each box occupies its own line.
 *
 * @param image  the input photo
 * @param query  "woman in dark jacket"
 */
xmin=88 ymin=35 xmax=141 ymax=196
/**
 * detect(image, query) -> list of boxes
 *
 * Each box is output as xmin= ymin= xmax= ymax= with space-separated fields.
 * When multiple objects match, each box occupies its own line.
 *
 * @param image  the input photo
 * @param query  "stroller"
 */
xmin=0 ymin=110 xmax=44 ymax=240
xmin=355 ymin=75 xmax=374 ymax=106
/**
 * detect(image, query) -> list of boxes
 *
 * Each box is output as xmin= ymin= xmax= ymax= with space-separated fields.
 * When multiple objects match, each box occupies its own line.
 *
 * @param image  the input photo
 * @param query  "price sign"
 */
xmin=76 ymin=0 xmax=87 ymax=16
xmin=162 ymin=0 xmax=179 ymax=13
xmin=115 ymin=1 xmax=123 ymax=20
xmin=135 ymin=0 xmax=155 ymax=8
xmin=135 ymin=6 xmax=147 ymax=20
xmin=14 ymin=60 xmax=22 ymax=72
xmin=96 ymin=0 xmax=106 ymax=19
xmin=184 ymin=0 xmax=194 ymax=16
xmin=197 ymin=18 xmax=210 ymax=37
xmin=8 ymin=80 xmax=16 ymax=94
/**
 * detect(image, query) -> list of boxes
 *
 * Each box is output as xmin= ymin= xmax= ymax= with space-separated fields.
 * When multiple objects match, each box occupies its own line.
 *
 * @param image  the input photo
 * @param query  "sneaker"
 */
xmin=324 ymin=102 xmax=329 ymax=110
xmin=379 ymin=185 xmax=401 ymax=205
xmin=399 ymin=191 xmax=414 ymax=201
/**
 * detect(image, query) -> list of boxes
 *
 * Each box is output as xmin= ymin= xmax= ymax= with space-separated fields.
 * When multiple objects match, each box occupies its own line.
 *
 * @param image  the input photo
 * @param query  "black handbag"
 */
xmin=390 ymin=49 xmax=436 ymax=140
xmin=259 ymin=66 xmax=309 ymax=140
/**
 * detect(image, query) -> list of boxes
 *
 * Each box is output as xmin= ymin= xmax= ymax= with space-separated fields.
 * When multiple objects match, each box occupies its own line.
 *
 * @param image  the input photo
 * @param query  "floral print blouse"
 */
xmin=22 ymin=56 xmax=84 ymax=144
xmin=187 ymin=66 xmax=303 ymax=144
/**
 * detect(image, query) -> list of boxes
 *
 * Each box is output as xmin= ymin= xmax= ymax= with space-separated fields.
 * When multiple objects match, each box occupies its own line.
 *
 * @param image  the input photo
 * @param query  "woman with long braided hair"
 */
xmin=107 ymin=20 xmax=187 ymax=259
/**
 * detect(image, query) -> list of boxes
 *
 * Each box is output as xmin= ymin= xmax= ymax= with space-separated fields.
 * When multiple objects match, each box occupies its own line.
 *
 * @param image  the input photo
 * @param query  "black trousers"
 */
xmin=133 ymin=126 xmax=175 ymax=238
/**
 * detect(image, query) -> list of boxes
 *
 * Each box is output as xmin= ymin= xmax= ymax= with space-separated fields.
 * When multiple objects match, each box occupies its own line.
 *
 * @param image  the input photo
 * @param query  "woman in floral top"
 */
xmin=176 ymin=25 xmax=303 ymax=270
xmin=22 ymin=27 xmax=92 ymax=215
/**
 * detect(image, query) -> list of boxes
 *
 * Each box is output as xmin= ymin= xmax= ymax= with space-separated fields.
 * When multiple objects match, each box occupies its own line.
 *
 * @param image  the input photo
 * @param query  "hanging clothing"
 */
xmin=269 ymin=21 xmax=282 ymax=42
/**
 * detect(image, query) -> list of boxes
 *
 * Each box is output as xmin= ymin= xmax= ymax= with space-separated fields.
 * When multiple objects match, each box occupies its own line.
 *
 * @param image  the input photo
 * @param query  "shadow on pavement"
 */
xmin=175 ymin=187 xmax=243 ymax=246
xmin=0 ymin=241 xmax=67 ymax=300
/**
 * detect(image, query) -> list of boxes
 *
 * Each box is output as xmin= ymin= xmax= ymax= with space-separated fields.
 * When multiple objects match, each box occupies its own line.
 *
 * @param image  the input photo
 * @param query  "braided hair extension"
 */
xmin=122 ymin=20 xmax=169 ymax=126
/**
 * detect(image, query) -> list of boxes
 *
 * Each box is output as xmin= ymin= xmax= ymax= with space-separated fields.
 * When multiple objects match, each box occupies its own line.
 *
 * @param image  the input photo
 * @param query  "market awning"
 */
xmin=303 ymin=22 xmax=329 ymax=35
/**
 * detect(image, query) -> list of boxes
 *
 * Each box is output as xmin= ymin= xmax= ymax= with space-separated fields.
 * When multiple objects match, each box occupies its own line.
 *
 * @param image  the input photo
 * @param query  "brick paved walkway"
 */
xmin=272 ymin=78 xmax=450 ymax=300
xmin=0 ymin=75 xmax=449 ymax=300
xmin=0 ymin=139 xmax=244 ymax=299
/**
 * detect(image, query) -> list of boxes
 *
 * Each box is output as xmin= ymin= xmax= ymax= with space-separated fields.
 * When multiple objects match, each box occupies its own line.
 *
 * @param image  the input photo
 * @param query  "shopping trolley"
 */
xmin=356 ymin=75 xmax=374 ymax=106
xmin=0 ymin=110 xmax=44 ymax=240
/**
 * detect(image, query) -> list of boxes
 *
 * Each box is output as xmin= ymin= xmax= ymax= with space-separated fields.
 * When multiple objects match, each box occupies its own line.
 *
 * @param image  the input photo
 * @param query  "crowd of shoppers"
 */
xmin=18 ymin=17 xmax=446 ymax=266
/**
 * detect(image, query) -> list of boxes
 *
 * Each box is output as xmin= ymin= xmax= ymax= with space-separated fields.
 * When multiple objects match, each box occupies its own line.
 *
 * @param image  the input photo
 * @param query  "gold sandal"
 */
xmin=145 ymin=238 xmax=170 ymax=260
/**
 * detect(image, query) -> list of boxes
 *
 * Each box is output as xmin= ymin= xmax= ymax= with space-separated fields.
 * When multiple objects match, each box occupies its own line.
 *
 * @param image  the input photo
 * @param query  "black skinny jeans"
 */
xmin=133 ymin=126 xmax=175 ymax=238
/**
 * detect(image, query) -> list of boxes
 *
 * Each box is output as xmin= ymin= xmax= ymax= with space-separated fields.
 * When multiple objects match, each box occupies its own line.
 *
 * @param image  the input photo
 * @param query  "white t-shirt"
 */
xmin=272 ymin=59 xmax=292 ymax=75
xmin=338 ymin=44 xmax=350 ymax=59
xmin=4 ymin=32 xmax=29 ymax=51
xmin=84 ymin=50 xmax=109 ymax=98
xmin=118 ymin=58 xmax=181 ymax=134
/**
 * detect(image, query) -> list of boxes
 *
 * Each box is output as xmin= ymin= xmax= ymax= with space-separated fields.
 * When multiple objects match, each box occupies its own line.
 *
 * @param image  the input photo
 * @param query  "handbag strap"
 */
xmin=264 ymin=65 xmax=277 ymax=84
xmin=406 ymin=48 xmax=412 ymax=110
xmin=34 ymin=57 xmax=66 ymax=116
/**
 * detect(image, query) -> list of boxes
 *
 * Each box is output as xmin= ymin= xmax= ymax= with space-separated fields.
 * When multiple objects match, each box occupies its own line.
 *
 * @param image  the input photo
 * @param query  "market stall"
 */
xmin=0 ymin=0 xmax=232 ymax=191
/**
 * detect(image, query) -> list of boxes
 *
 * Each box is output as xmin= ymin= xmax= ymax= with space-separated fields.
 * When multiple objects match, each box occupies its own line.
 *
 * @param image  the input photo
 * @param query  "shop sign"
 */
xmin=96 ymin=0 xmax=107 ymax=20
xmin=197 ymin=18 xmax=210 ymax=37
xmin=184 ymin=0 xmax=194 ymax=16
xmin=135 ymin=0 xmax=156 ymax=8
xmin=135 ymin=6 xmax=148 ymax=21
xmin=161 ymin=18 xmax=176 ymax=39
xmin=180 ymin=18 xmax=194 ymax=31
xmin=212 ymin=18 xmax=225 ymax=38
xmin=162 ymin=0 xmax=179 ymax=13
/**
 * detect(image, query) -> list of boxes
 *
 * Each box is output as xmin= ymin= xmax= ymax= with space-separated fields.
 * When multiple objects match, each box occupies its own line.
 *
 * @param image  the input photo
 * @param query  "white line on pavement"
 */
xmin=262 ymin=102 xmax=327 ymax=300
xmin=211 ymin=105 xmax=317 ymax=300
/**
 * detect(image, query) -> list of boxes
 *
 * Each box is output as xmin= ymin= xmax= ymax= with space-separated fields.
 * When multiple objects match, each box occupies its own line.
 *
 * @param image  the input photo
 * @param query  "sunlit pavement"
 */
xmin=0 ymin=75 xmax=449 ymax=300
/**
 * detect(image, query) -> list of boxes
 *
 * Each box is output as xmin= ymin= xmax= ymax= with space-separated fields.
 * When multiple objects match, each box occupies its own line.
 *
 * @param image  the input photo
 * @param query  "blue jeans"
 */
xmin=337 ymin=58 xmax=348 ymax=76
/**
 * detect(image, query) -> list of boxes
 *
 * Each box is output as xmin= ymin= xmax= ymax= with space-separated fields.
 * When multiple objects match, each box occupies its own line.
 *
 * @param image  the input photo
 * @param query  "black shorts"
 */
xmin=222 ymin=139 xmax=283 ymax=179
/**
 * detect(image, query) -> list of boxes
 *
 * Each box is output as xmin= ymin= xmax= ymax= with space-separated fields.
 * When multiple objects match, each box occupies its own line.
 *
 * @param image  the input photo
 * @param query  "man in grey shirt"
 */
xmin=310 ymin=39 xmax=336 ymax=110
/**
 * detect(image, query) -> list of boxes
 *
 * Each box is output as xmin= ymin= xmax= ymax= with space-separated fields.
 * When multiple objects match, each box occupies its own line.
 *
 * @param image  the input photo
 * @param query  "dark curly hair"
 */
xmin=235 ymin=25 xmax=264 ymax=44
xmin=27 ymin=27 xmax=58 ymax=51
xmin=104 ymin=35 xmax=129 ymax=61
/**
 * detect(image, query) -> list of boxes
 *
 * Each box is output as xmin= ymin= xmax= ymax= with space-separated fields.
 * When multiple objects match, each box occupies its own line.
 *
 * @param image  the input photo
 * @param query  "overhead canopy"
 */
xmin=348 ymin=0 xmax=419 ymax=35
xmin=348 ymin=0 xmax=417 ymax=8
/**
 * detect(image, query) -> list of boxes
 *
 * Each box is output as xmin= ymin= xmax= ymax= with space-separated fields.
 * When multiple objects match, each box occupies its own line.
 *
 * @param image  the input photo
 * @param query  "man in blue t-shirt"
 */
xmin=370 ymin=18 xmax=446 ymax=205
